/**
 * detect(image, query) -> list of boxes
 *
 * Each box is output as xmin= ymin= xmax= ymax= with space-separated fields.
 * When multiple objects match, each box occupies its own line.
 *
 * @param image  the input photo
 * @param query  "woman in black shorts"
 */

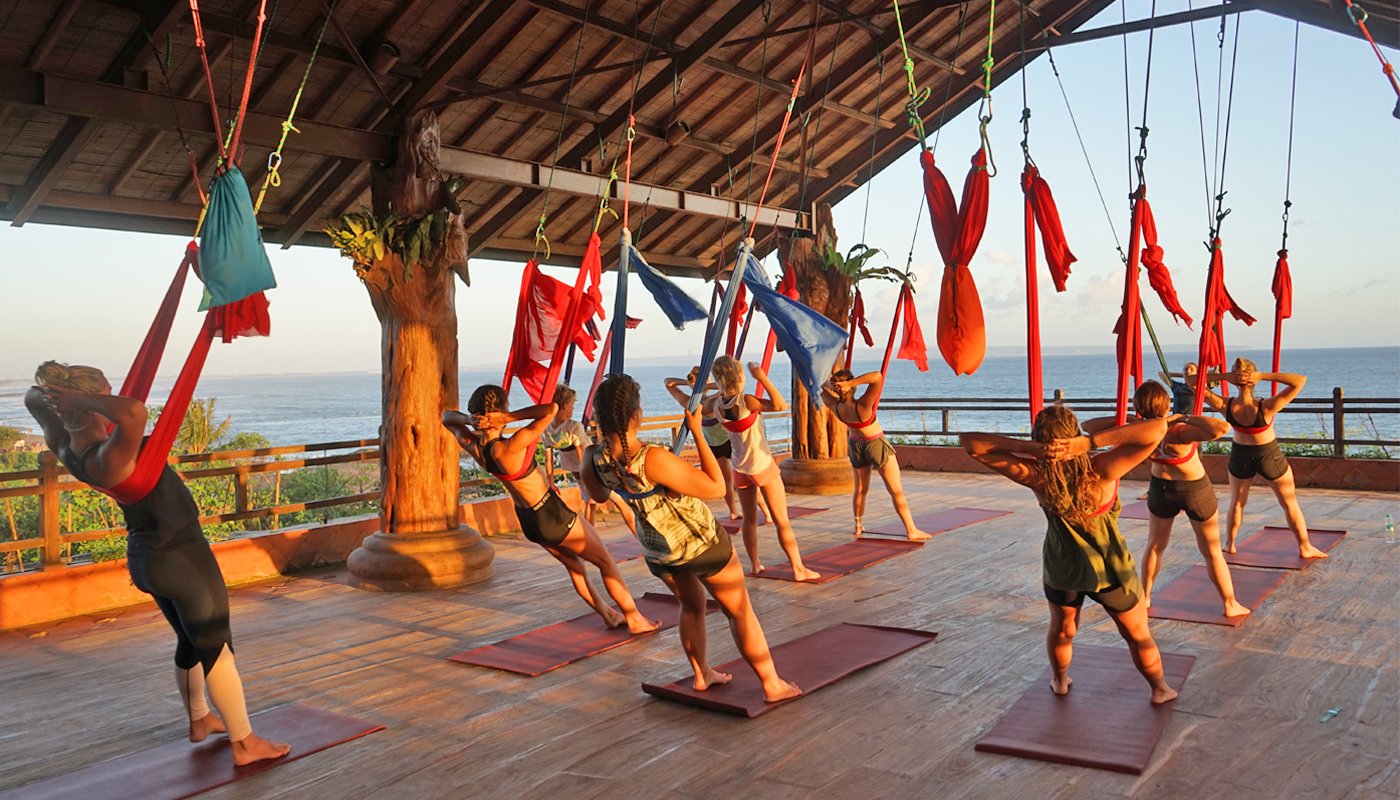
xmin=583 ymin=374 xmax=800 ymax=703
xmin=28 ymin=362 xmax=288 ymax=766
xmin=1196 ymin=359 xmax=1328 ymax=559
xmin=443 ymin=385 xmax=658 ymax=633
xmin=1091 ymin=382 xmax=1248 ymax=617
xmin=961 ymin=405 xmax=1178 ymax=704
xmin=665 ymin=367 xmax=742 ymax=520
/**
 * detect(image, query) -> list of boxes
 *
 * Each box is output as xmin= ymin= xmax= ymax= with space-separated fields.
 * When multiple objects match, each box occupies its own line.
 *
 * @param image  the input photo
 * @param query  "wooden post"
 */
xmin=234 ymin=468 xmax=251 ymax=530
xmin=1333 ymin=387 xmax=1346 ymax=459
xmin=38 ymin=451 xmax=62 ymax=568
xmin=941 ymin=408 xmax=950 ymax=433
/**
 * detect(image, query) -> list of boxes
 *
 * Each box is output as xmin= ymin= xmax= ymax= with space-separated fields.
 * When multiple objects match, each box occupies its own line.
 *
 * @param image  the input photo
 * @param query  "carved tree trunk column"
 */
xmin=777 ymin=204 xmax=855 ymax=495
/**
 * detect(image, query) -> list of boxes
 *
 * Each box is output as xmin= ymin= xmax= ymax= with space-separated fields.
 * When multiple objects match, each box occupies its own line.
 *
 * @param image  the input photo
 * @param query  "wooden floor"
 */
xmin=3 ymin=473 xmax=1397 ymax=799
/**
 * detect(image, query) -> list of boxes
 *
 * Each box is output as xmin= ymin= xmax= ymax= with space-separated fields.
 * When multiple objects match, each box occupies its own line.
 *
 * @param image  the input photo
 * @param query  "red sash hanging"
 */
xmin=753 ymin=270 xmax=798 ymax=401
xmin=1192 ymin=237 xmax=1257 ymax=415
xmin=1270 ymin=248 xmax=1292 ymax=394
xmin=1022 ymin=164 xmax=1078 ymax=421
xmin=922 ymin=148 xmax=989 ymax=376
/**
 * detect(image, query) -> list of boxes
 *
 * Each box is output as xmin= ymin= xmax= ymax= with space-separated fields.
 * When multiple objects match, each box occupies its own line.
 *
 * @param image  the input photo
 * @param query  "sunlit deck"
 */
xmin=3 ymin=473 xmax=1396 ymax=799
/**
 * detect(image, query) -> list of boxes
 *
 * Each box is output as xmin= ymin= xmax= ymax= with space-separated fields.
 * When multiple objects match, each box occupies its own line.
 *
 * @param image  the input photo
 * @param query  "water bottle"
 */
xmin=1387 ymin=514 xmax=1396 ymax=545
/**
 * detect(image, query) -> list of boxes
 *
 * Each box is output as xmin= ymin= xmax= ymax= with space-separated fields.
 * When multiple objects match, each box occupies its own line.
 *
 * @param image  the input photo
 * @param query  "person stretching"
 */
xmin=1088 ymin=382 xmax=1249 ymax=617
xmin=543 ymin=385 xmax=637 ymax=536
xmin=664 ymin=367 xmax=743 ymax=520
xmin=961 ymin=405 xmax=1179 ymax=704
xmin=582 ymin=374 xmax=801 ymax=702
xmin=703 ymin=357 xmax=819 ymax=581
xmin=28 ymin=362 xmax=289 ymax=766
xmin=443 ymin=385 xmax=658 ymax=633
xmin=1195 ymin=358 xmax=1328 ymax=559
xmin=819 ymin=369 xmax=929 ymax=540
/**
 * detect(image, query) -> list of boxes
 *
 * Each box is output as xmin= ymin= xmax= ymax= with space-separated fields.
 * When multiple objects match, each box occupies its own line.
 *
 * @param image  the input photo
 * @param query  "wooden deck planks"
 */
xmin=0 ymin=473 xmax=1394 ymax=800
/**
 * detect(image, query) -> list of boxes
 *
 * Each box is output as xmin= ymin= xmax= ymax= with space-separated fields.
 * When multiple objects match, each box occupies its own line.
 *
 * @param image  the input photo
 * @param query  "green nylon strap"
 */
xmin=892 ymin=0 xmax=929 ymax=149
xmin=253 ymin=2 xmax=333 ymax=214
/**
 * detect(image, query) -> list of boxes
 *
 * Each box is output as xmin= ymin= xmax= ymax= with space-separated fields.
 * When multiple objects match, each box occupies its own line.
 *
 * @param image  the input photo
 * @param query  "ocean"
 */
xmin=2 ymin=346 xmax=1396 ymax=448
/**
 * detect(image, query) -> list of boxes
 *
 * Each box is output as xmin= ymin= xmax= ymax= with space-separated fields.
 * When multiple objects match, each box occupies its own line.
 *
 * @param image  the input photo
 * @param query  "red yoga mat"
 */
xmin=641 ymin=622 xmax=937 ymax=717
xmin=447 ymin=592 xmax=712 ymax=676
xmin=975 ymin=644 xmax=1195 ymax=774
xmin=717 ymin=504 xmax=826 ymax=534
xmin=862 ymin=507 xmax=1012 ymax=538
xmin=0 ymin=704 xmax=382 ymax=800
xmin=606 ymin=536 xmax=644 ymax=563
xmin=1120 ymin=499 xmax=1152 ymax=520
xmin=756 ymin=539 xmax=922 ymax=583
xmin=1147 ymin=564 xmax=1287 ymax=626
xmin=1224 ymin=526 xmax=1346 ymax=570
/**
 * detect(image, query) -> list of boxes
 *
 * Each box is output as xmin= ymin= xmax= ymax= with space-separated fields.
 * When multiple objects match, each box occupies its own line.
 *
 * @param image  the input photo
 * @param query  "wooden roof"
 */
xmin=0 ymin=0 xmax=1392 ymax=277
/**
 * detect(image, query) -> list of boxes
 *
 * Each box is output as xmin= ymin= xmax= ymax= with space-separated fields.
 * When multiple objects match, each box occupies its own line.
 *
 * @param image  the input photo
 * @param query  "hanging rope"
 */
xmin=144 ymin=30 xmax=207 ymax=205
xmin=532 ymin=0 xmax=594 ymax=260
xmin=254 ymin=2 xmax=334 ymax=214
xmin=977 ymin=0 xmax=998 ymax=177
xmin=860 ymin=52 xmax=885 ymax=243
xmin=892 ymin=0 xmax=932 ymax=149
xmin=1340 ymin=0 xmax=1400 ymax=116
xmin=226 ymin=0 xmax=269 ymax=166
xmin=187 ymin=0 xmax=226 ymax=163
xmin=1271 ymin=19 xmax=1301 ymax=394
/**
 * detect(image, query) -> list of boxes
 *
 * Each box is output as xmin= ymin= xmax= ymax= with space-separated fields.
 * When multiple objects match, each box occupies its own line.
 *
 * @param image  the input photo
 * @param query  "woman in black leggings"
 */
xmin=27 ymin=361 xmax=288 ymax=766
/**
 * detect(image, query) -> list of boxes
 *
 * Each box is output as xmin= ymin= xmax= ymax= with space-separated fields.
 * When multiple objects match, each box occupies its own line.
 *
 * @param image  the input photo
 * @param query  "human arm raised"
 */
xmin=1164 ymin=414 xmax=1229 ymax=444
xmin=25 ymin=386 xmax=68 ymax=454
xmin=748 ymin=363 xmax=787 ymax=412
xmin=643 ymin=409 xmax=727 ymax=499
xmin=959 ymin=432 xmax=1041 ymax=488
xmin=1257 ymin=370 xmax=1306 ymax=413
xmin=37 ymin=385 xmax=146 ymax=486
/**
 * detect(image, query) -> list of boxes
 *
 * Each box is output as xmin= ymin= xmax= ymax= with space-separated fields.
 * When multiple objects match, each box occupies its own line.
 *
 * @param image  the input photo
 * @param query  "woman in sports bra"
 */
xmin=1195 ymin=358 xmax=1328 ymax=559
xmin=543 ymin=384 xmax=637 ymax=536
xmin=664 ymin=366 xmax=743 ymax=520
xmin=27 ymin=362 xmax=289 ymax=766
xmin=443 ymin=385 xmax=658 ymax=634
xmin=1097 ymin=382 xmax=1249 ymax=617
xmin=961 ymin=405 xmax=1179 ymax=704
xmin=703 ymin=357 xmax=819 ymax=581
xmin=819 ymin=369 xmax=928 ymax=540
xmin=582 ymin=374 xmax=801 ymax=703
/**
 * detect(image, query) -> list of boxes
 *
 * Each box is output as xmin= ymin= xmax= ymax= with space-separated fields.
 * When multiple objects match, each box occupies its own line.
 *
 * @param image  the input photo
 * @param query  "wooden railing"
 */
xmin=877 ymin=388 xmax=1400 ymax=457
xmin=0 ymin=412 xmax=789 ymax=571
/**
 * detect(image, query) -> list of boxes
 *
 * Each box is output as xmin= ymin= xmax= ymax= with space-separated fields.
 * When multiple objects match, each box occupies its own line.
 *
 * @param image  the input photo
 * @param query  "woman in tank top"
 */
xmin=961 ymin=405 xmax=1179 ymax=705
xmin=581 ymin=373 xmax=801 ymax=703
xmin=443 ymin=385 xmax=658 ymax=634
xmin=27 ymin=361 xmax=289 ymax=766
xmin=1193 ymin=358 xmax=1327 ymax=559
xmin=664 ymin=366 xmax=743 ymax=520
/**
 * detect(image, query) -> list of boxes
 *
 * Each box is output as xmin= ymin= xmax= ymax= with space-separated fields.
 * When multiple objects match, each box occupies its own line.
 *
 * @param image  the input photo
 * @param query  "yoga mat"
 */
xmin=1120 ymin=499 xmax=1152 ymax=520
xmin=448 ymin=592 xmax=710 ymax=676
xmin=756 ymin=539 xmax=922 ymax=584
xmin=1225 ymin=526 xmax=1346 ymax=570
xmin=641 ymin=622 xmax=937 ymax=717
xmin=975 ymin=645 xmax=1195 ymax=774
xmin=717 ymin=505 xmax=825 ymax=534
xmin=0 ymin=704 xmax=382 ymax=800
xmin=1147 ymin=565 xmax=1287 ymax=626
xmin=605 ymin=536 xmax=644 ymax=563
xmin=862 ymin=507 xmax=1012 ymax=538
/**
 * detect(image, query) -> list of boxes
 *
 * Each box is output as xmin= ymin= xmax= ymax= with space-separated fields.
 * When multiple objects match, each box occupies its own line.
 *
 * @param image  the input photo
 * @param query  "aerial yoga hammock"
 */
xmin=895 ymin=0 xmax=994 ymax=376
xmin=103 ymin=0 xmax=279 ymax=505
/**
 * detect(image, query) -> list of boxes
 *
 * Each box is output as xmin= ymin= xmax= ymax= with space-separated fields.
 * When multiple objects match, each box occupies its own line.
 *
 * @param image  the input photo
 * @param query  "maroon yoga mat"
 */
xmin=717 ymin=504 xmax=826 ymax=534
xmin=1147 ymin=565 xmax=1287 ymax=626
xmin=641 ymin=622 xmax=937 ymax=717
xmin=1120 ymin=499 xmax=1153 ymax=520
xmin=606 ymin=536 xmax=644 ymax=563
xmin=975 ymin=645 xmax=1195 ymax=774
xmin=862 ymin=507 xmax=1012 ymax=538
xmin=1224 ymin=526 xmax=1346 ymax=569
xmin=448 ymin=592 xmax=711 ymax=676
xmin=0 ymin=704 xmax=382 ymax=800
xmin=756 ymin=539 xmax=923 ymax=583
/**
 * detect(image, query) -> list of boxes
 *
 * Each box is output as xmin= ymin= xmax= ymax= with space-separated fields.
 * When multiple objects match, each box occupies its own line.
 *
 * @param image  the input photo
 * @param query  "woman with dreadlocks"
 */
xmin=581 ymin=374 xmax=801 ymax=703
xmin=960 ymin=405 xmax=1179 ymax=704
xmin=443 ymin=385 xmax=658 ymax=634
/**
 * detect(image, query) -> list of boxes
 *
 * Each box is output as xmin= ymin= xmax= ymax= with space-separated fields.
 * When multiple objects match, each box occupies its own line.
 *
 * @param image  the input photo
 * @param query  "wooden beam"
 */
xmin=27 ymin=0 xmax=82 ymax=70
xmin=819 ymin=0 xmax=965 ymax=74
xmin=520 ymin=0 xmax=676 ymax=56
xmin=1028 ymin=1 xmax=1255 ymax=51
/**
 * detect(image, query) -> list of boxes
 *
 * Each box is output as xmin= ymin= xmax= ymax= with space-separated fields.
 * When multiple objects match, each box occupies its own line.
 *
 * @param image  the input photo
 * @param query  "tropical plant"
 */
xmin=0 ymin=425 xmax=22 ymax=452
xmin=821 ymin=243 xmax=906 ymax=285
xmin=324 ymin=206 xmax=454 ymax=282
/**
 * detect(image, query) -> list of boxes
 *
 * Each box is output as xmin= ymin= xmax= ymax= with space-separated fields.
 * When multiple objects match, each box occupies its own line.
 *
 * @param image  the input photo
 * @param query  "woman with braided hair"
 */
xmin=443 ymin=385 xmax=658 ymax=634
xmin=581 ymin=374 xmax=801 ymax=703
xmin=961 ymin=405 xmax=1179 ymax=704
xmin=703 ymin=356 xmax=819 ymax=581
xmin=26 ymin=361 xmax=289 ymax=766
xmin=664 ymin=366 xmax=743 ymax=520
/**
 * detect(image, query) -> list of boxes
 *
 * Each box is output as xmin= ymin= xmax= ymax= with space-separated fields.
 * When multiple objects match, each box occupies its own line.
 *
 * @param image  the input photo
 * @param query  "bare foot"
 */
xmin=763 ymin=679 xmax=802 ymax=703
xmin=748 ymin=560 xmax=765 ymax=577
xmin=1299 ymin=544 xmax=1329 ymax=560
xmin=1150 ymin=684 xmax=1180 ymax=705
xmin=626 ymin=613 xmax=662 ymax=635
xmin=1049 ymin=674 xmax=1073 ymax=696
xmin=906 ymin=529 xmax=932 ymax=541
xmin=793 ymin=566 xmax=822 ymax=582
xmin=231 ymin=733 xmax=290 ymax=766
xmin=1223 ymin=600 xmax=1252 ymax=617
xmin=189 ymin=712 xmax=226 ymax=743
xmin=693 ymin=667 xmax=733 ymax=691
xmin=1225 ymin=536 xmax=1237 ymax=554
xmin=599 ymin=606 xmax=627 ymax=629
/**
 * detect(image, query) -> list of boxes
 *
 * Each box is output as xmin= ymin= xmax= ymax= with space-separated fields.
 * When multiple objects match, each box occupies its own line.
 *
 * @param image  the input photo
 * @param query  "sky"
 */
xmin=1 ymin=1 xmax=1397 ymax=381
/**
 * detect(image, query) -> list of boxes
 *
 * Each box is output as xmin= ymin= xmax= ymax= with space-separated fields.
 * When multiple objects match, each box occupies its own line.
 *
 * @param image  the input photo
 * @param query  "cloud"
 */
xmin=983 ymin=247 xmax=1017 ymax=267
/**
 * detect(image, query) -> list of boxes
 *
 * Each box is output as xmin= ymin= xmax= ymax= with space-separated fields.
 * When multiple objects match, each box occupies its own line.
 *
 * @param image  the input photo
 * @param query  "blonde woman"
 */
xmin=961 ymin=406 xmax=1179 ymax=704
xmin=1195 ymin=358 xmax=1327 ymax=559
xmin=26 ymin=362 xmax=289 ymax=766
xmin=819 ymin=369 xmax=928 ymax=540
xmin=664 ymin=367 xmax=743 ymax=519
xmin=582 ymin=374 xmax=800 ymax=702
xmin=443 ymin=385 xmax=658 ymax=633
xmin=543 ymin=384 xmax=637 ymax=535
xmin=703 ymin=356 xmax=819 ymax=581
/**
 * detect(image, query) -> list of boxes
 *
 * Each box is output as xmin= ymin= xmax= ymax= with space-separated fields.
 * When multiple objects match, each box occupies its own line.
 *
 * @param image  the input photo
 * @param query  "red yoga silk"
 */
xmin=1271 ymin=248 xmax=1293 ymax=386
xmin=1192 ymin=237 xmax=1257 ymax=415
xmin=1021 ymin=164 xmax=1078 ymax=422
xmin=844 ymin=289 xmax=874 ymax=369
xmin=921 ymin=148 xmax=989 ymax=376
xmin=894 ymin=285 xmax=930 ymax=373
xmin=503 ymin=235 xmax=604 ymax=404
xmin=104 ymin=242 xmax=270 ymax=505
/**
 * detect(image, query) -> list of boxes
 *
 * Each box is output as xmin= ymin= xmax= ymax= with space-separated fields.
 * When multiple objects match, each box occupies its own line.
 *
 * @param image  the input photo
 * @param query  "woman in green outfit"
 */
xmin=960 ymin=405 xmax=1179 ymax=704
